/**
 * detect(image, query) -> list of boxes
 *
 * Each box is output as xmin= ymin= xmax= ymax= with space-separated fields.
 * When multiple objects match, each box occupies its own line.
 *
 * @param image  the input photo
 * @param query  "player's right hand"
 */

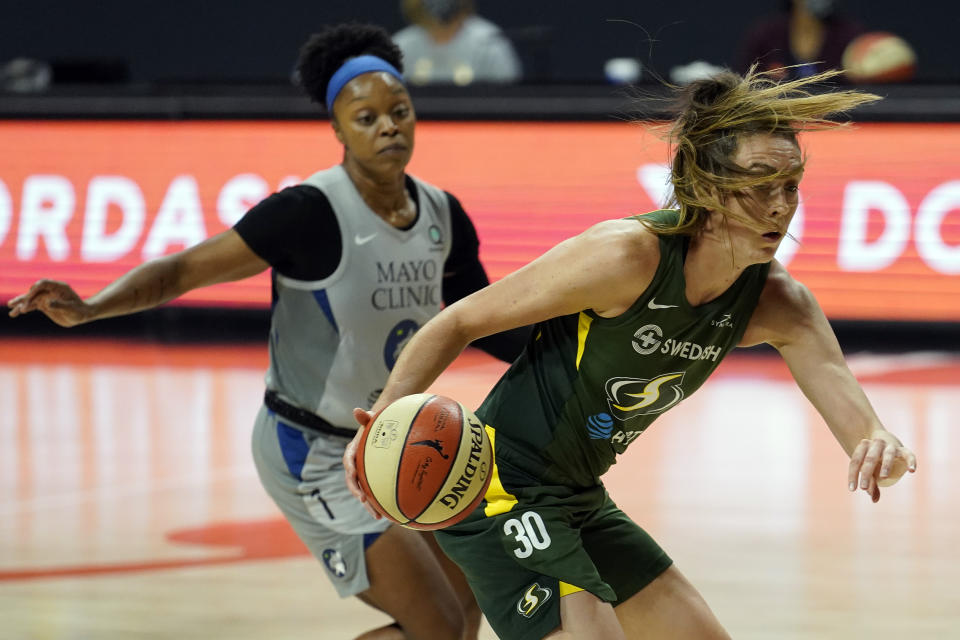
xmin=7 ymin=279 xmax=91 ymax=327
xmin=345 ymin=408 xmax=382 ymax=519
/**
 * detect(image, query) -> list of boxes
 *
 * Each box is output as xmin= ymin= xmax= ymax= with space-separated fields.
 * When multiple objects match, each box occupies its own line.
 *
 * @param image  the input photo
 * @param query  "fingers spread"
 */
xmin=859 ymin=439 xmax=886 ymax=490
xmin=848 ymin=439 xmax=869 ymax=491
xmin=879 ymin=442 xmax=898 ymax=480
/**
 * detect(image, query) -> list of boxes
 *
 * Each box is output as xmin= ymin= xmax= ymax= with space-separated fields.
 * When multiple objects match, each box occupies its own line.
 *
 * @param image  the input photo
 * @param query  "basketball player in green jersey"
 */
xmin=344 ymin=67 xmax=918 ymax=640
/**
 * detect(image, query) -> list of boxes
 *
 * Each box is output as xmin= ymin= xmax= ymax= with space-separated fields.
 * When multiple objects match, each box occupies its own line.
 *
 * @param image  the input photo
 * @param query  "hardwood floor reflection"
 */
xmin=1 ymin=339 xmax=956 ymax=639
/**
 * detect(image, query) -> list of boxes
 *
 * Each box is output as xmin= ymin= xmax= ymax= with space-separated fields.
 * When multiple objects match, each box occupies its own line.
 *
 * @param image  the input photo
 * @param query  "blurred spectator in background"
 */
xmin=393 ymin=0 xmax=521 ymax=85
xmin=738 ymin=0 xmax=864 ymax=80
xmin=1 ymin=56 xmax=129 ymax=92
xmin=0 ymin=58 xmax=51 ymax=93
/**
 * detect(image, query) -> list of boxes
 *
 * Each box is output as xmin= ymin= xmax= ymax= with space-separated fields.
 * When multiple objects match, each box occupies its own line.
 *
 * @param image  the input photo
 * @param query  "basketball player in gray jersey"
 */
xmin=9 ymin=23 xmax=527 ymax=640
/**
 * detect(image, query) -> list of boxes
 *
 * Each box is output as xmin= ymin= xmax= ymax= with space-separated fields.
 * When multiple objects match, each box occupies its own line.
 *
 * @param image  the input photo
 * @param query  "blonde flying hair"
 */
xmin=647 ymin=67 xmax=881 ymax=237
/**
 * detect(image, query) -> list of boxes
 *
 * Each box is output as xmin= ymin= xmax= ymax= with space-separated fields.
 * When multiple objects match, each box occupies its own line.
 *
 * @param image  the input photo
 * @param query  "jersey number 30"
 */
xmin=504 ymin=511 xmax=552 ymax=558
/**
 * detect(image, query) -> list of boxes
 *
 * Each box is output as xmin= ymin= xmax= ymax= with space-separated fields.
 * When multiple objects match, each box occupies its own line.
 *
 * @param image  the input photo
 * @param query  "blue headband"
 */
xmin=325 ymin=55 xmax=404 ymax=111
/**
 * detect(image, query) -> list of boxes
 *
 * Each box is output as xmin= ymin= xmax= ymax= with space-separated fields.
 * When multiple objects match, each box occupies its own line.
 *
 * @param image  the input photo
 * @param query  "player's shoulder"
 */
xmin=404 ymin=173 xmax=452 ymax=208
xmin=759 ymin=261 xmax=815 ymax=312
xmin=276 ymin=182 xmax=326 ymax=202
xmin=742 ymin=261 xmax=822 ymax=347
xmin=753 ymin=260 xmax=822 ymax=340
xmin=260 ymin=183 xmax=332 ymax=218
xmin=578 ymin=216 xmax=662 ymax=275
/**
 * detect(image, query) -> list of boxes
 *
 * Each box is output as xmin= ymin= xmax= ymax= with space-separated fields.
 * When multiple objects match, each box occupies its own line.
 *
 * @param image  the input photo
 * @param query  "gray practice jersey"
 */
xmin=265 ymin=166 xmax=452 ymax=428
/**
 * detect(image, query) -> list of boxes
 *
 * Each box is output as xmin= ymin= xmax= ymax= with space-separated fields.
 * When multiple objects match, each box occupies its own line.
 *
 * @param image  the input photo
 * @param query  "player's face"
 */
xmin=332 ymin=72 xmax=415 ymax=173
xmin=716 ymin=132 xmax=803 ymax=265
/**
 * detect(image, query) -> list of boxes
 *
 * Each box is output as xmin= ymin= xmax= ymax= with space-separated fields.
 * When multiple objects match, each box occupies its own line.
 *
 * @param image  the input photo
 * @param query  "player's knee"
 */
xmin=460 ymin=598 xmax=482 ymax=639
xmin=400 ymin=606 xmax=466 ymax=640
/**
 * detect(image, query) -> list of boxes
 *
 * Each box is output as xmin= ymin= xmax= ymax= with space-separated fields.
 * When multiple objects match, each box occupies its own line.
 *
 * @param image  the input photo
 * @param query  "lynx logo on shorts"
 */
xmin=321 ymin=549 xmax=347 ymax=578
xmin=605 ymin=372 xmax=686 ymax=420
xmin=517 ymin=582 xmax=552 ymax=618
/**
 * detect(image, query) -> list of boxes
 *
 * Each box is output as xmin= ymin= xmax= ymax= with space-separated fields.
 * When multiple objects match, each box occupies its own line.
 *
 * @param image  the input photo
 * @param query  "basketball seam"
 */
xmin=357 ymin=417 xmax=399 ymax=525
xmin=418 ymin=464 xmax=492 ymax=530
xmin=396 ymin=394 xmax=440 ymax=522
xmin=408 ymin=398 xmax=464 ymax=524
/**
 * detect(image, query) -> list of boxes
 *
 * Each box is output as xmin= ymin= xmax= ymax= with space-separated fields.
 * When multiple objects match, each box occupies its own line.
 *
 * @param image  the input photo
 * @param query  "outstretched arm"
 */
xmin=7 ymin=229 xmax=268 ymax=327
xmin=741 ymin=262 xmax=917 ymax=502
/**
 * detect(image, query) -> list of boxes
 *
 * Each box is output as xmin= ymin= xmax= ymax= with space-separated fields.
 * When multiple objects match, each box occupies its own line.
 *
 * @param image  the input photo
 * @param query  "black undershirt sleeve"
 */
xmin=235 ymin=183 xmax=528 ymax=362
xmin=232 ymin=185 xmax=342 ymax=281
xmin=442 ymin=192 xmax=531 ymax=363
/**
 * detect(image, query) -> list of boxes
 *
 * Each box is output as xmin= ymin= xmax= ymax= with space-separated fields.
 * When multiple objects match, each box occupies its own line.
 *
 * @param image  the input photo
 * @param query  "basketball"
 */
xmin=842 ymin=32 xmax=917 ymax=83
xmin=356 ymin=393 xmax=493 ymax=530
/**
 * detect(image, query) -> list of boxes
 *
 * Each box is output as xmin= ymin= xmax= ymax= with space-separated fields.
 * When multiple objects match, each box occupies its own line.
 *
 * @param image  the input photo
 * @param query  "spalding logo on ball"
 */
xmin=356 ymin=393 xmax=493 ymax=530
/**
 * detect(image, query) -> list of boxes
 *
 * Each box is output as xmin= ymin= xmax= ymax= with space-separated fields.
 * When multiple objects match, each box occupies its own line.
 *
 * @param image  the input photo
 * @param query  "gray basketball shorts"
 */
xmin=251 ymin=404 xmax=390 ymax=597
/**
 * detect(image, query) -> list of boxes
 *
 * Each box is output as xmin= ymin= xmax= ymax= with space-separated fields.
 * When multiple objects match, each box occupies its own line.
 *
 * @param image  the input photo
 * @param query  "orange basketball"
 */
xmin=842 ymin=32 xmax=917 ymax=83
xmin=356 ymin=393 xmax=493 ymax=530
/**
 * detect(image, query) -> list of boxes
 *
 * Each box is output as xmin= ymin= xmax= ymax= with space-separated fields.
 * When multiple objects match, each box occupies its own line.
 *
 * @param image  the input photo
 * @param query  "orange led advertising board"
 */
xmin=0 ymin=121 xmax=958 ymax=321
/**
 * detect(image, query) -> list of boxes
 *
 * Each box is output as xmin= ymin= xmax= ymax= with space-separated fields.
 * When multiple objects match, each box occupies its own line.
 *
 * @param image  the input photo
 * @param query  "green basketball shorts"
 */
xmin=434 ymin=455 xmax=672 ymax=640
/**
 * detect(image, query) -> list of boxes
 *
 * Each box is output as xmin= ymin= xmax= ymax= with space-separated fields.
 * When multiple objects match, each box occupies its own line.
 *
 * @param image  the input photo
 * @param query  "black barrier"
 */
xmin=2 ymin=83 xmax=960 ymax=122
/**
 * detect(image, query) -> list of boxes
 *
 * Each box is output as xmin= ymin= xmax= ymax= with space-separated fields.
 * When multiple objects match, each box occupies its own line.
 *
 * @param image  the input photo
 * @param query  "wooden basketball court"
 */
xmin=1 ymin=338 xmax=956 ymax=639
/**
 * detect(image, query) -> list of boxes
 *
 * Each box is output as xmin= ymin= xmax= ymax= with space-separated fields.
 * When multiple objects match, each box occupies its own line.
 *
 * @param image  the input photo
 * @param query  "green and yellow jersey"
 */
xmin=477 ymin=210 xmax=771 ymax=488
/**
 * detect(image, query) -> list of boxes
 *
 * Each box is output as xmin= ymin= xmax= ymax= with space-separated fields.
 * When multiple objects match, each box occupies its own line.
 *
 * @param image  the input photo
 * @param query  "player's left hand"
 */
xmin=848 ymin=431 xmax=917 ymax=503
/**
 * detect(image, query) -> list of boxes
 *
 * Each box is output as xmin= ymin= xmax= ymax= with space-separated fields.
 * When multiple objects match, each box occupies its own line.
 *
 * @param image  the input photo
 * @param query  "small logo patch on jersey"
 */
xmin=322 ymin=549 xmax=347 ymax=578
xmin=586 ymin=413 xmax=614 ymax=439
xmin=428 ymin=225 xmax=443 ymax=244
xmin=517 ymin=582 xmax=552 ymax=618
xmin=632 ymin=324 xmax=663 ymax=355
xmin=632 ymin=324 xmax=723 ymax=362
xmin=605 ymin=372 xmax=686 ymax=420
xmin=711 ymin=313 xmax=735 ymax=329
xmin=355 ymin=233 xmax=377 ymax=245
xmin=383 ymin=319 xmax=419 ymax=370
xmin=647 ymin=297 xmax=678 ymax=310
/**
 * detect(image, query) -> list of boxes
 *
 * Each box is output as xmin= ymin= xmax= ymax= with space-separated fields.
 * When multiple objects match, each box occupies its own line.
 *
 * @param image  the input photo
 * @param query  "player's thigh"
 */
xmin=579 ymin=495 xmax=672 ymax=607
xmin=435 ymin=485 xmax=623 ymax=640
xmin=253 ymin=407 xmax=469 ymax=637
xmin=361 ymin=524 xmax=466 ymax=640
xmin=544 ymin=590 xmax=625 ymax=640
xmin=252 ymin=408 xmax=390 ymax=591
xmin=614 ymin=564 xmax=729 ymax=640
xmin=419 ymin=531 xmax=483 ymax=632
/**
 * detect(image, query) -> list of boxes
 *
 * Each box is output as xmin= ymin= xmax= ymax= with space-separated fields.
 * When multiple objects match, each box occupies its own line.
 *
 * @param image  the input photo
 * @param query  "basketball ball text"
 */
xmin=439 ymin=420 xmax=487 ymax=509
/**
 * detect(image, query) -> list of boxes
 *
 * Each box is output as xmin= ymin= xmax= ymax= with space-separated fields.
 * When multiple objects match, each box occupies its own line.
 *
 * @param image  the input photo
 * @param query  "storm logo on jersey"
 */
xmin=605 ymin=372 xmax=686 ymax=420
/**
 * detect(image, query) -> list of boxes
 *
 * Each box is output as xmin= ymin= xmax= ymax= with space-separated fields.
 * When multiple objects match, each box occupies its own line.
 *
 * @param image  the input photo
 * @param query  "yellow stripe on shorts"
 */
xmin=559 ymin=581 xmax=584 ymax=597
xmin=482 ymin=426 xmax=518 ymax=517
